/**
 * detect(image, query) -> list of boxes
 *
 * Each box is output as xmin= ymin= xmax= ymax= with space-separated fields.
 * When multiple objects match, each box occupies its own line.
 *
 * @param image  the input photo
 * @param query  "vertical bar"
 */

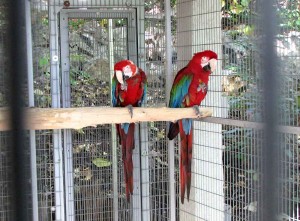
xmin=260 ymin=0 xmax=280 ymax=220
xmin=140 ymin=126 xmax=150 ymax=221
xmin=129 ymin=10 xmax=142 ymax=221
xmin=25 ymin=0 xmax=39 ymax=220
xmin=164 ymin=0 xmax=176 ymax=220
xmin=132 ymin=128 xmax=142 ymax=221
xmin=49 ymin=4 xmax=65 ymax=221
xmin=60 ymin=12 xmax=75 ymax=221
xmin=128 ymin=12 xmax=138 ymax=64
xmin=135 ymin=4 xmax=151 ymax=220
xmin=25 ymin=0 xmax=34 ymax=108
xmin=8 ymin=0 xmax=28 ymax=220
xmin=108 ymin=18 xmax=119 ymax=221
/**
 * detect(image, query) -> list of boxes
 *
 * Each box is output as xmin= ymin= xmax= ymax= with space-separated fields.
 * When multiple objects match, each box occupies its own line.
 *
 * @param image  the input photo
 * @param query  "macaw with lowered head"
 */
xmin=112 ymin=60 xmax=147 ymax=202
xmin=167 ymin=50 xmax=218 ymax=204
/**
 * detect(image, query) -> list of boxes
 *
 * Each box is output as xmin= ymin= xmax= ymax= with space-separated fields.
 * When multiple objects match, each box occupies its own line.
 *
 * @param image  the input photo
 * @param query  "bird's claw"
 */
xmin=127 ymin=105 xmax=133 ymax=118
xmin=121 ymin=82 xmax=128 ymax=91
xmin=193 ymin=105 xmax=202 ymax=118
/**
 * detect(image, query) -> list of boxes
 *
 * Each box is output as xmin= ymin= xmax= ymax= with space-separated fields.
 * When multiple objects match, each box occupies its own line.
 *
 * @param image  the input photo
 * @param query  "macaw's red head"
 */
xmin=189 ymin=50 xmax=218 ymax=73
xmin=114 ymin=60 xmax=137 ymax=85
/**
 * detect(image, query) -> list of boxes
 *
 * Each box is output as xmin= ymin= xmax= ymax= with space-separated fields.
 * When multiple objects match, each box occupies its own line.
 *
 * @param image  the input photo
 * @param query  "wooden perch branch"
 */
xmin=0 ymin=107 xmax=212 ymax=131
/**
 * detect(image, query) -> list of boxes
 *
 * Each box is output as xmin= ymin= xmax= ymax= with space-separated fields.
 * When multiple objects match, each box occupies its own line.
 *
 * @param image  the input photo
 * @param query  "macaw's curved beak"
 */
xmin=209 ymin=58 xmax=217 ymax=73
xmin=116 ymin=70 xmax=128 ymax=90
xmin=116 ymin=70 xmax=124 ymax=85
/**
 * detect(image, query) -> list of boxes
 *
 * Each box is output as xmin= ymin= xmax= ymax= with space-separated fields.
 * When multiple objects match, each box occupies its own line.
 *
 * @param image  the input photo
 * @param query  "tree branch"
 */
xmin=0 ymin=107 xmax=212 ymax=131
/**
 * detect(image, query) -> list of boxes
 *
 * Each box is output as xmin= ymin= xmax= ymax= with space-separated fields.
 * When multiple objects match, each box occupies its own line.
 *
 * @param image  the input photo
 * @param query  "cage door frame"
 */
xmin=59 ymin=8 xmax=143 ymax=221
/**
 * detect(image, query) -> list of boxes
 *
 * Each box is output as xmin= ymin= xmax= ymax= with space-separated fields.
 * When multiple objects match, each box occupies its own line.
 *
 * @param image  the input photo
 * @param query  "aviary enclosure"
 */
xmin=0 ymin=0 xmax=300 ymax=220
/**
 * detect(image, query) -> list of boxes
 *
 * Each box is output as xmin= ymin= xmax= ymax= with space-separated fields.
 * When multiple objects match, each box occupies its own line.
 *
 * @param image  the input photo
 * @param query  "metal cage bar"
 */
xmin=7 ymin=0 xmax=30 ymax=220
xmin=164 ymin=0 xmax=176 ymax=220
xmin=260 ymin=0 xmax=281 ymax=220
xmin=49 ymin=4 xmax=66 ymax=221
xmin=108 ymin=18 xmax=119 ymax=221
xmin=25 ymin=0 xmax=39 ymax=220
xmin=60 ymin=11 xmax=76 ymax=221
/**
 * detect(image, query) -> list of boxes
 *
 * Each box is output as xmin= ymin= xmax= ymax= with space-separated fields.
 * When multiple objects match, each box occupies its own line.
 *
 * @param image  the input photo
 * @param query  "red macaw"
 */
xmin=167 ymin=50 xmax=218 ymax=204
xmin=112 ymin=60 xmax=147 ymax=202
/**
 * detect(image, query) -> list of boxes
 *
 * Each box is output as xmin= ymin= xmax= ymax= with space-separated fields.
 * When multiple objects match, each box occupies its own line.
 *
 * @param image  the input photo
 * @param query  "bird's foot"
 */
xmin=127 ymin=105 xmax=133 ymax=118
xmin=193 ymin=105 xmax=202 ymax=118
xmin=121 ymin=82 xmax=128 ymax=91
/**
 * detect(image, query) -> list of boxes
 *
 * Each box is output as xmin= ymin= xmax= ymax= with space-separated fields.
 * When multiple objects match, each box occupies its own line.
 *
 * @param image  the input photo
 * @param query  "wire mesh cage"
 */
xmin=0 ymin=0 xmax=300 ymax=221
xmin=0 ymin=1 xmax=13 ymax=220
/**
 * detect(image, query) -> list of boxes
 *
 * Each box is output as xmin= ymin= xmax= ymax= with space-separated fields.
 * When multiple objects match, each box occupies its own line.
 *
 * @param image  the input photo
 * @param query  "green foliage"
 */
xmin=279 ymin=8 xmax=300 ymax=31
xmin=39 ymin=55 xmax=50 ymax=67
xmin=70 ymin=70 xmax=91 ymax=85
xmin=42 ymin=16 xmax=48 ymax=26
xmin=92 ymin=158 xmax=112 ymax=168
xmin=68 ymin=18 xmax=127 ymax=30
xmin=35 ymin=55 xmax=51 ymax=107
xmin=115 ymin=19 xmax=126 ymax=27
xmin=69 ymin=19 xmax=85 ymax=30
xmin=222 ymin=0 xmax=251 ymax=14
xmin=170 ymin=0 xmax=177 ymax=8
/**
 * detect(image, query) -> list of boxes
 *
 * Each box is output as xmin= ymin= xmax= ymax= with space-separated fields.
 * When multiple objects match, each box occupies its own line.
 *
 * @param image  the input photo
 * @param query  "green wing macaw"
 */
xmin=167 ymin=50 xmax=218 ymax=203
xmin=112 ymin=60 xmax=147 ymax=202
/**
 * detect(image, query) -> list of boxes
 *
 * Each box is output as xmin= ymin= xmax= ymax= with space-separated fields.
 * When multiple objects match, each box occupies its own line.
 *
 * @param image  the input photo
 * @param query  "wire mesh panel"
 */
xmin=0 ymin=1 xmax=13 ymax=221
xmin=144 ymin=0 xmax=172 ymax=220
xmin=66 ymin=15 xmax=129 ymax=220
xmin=221 ymin=0 xmax=300 ymax=220
xmin=223 ymin=125 xmax=262 ymax=220
xmin=174 ymin=0 xmax=224 ymax=220
xmin=0 ymin=131 xmax=13 ymax=221
xmin=59 ymin=7 xmax=146 ymax=220
xmin=274 ymin=1 xmax=300 ymax=219
xmin=173 ymin=0 xmax=300 ymax=220
xmin=221 ymin=1 xmax=261 ymax=220
xmin=30 ymin=1 xmax=146 ymax=220
xmin=30 ymin=1 xmax=64 ymax=220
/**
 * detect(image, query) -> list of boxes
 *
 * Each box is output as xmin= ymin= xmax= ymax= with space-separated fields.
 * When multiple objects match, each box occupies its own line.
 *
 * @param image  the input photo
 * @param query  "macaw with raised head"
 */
xmin=167 ymin=50 xmax=218 ymax=204
xmin=112 ymin=60 xmax=147 ymax=202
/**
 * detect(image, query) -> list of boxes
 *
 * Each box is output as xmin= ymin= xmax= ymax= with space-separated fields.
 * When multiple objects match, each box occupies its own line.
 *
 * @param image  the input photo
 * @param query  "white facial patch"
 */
xmin=209 ymin=58 xmax=217 ymax=72
xmin=123 ymin=65 xmax=133 ymax=78
xmin=200 ymin=56 xmax=209 ymax=68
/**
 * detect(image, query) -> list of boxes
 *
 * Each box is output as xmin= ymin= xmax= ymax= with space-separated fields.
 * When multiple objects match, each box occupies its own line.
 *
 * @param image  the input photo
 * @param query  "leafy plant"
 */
xmin=69 ymin=19 xmax=85 ymax=30
xmin=278 ymin=8 xmax=300 ymax=31
xmin=92 ymin=158 xmax=112 ymax=168
xmin=222 ymin=0 xmax=251 ymax=14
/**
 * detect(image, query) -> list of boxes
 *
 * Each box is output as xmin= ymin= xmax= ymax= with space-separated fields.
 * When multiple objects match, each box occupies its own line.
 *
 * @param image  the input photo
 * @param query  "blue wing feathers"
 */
xmin=112 ymin=75 xmax=118 ymax=107
xmin=121 ymin=123 xmax=130 ymax=134
xmin=169 ymin=74 xmax=193 ymax=108
xmin=182 ymin=119 xmax=192 ymax=135
xmin=138 ymin=71 xmax=147 ymax=107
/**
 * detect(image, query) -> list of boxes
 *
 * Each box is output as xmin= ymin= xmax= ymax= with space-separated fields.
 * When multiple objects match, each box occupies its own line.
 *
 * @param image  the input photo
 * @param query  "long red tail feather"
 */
xmin=180 ymin=150 xmax=186 ymax=204
xmin=179 ymin=120 xmax=193 ymax=204
xmin=179 ymin=120 xmax=187 ymax=203
xmin=126 ymin=124 xmax=135 ymax=197
xmin=186 ymin=128 xmax=193 ymax=201
xmin=120 ymin=123 xmax=135 ymax=202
